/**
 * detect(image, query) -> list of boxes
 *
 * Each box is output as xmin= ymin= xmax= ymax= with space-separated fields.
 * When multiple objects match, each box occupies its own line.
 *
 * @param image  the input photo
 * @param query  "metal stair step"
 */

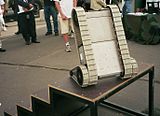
xmin=31 ymin=96 xmax=52 ymax=116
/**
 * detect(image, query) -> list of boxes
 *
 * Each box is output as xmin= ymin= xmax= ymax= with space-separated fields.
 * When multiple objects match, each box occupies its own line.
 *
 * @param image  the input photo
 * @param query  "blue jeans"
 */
xmin=122 ymin=1 xmax=132 ymax=15
xmin=44 ymin=5 xmax=58 ymax=33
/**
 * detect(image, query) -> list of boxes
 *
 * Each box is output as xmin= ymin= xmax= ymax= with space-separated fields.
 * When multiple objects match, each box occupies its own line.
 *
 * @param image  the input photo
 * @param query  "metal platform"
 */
xmin=49 ymin=63 xmax=154 ymax=116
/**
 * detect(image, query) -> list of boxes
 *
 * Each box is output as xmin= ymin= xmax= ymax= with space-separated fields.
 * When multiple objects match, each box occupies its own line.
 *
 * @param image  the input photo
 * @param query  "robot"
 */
xmin=70 ymin=0 xmax=138 ymax=87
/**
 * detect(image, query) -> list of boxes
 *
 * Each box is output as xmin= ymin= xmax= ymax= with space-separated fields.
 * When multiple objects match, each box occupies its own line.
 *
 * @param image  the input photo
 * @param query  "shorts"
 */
xmin=58 ymin=17 xmax=74 ymax=34
xmin=0 ymin=15 xmax=6 ymax=33
xmin=0 ymin=15 xmax=3 ymax=33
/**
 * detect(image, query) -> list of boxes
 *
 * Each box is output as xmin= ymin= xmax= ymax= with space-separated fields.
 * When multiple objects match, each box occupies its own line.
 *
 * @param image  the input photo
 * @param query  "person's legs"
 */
xmin=59 ymin=17 xmax=71 ymax=52
xmin=15 ymin=14 xmax=21 ymax=35
xmin=0 ymin=40 xmax=6 ymax=52
xmin=0 ymin=17 xmax=6 ymax=52
xmin=122 ymin=2 xmax=127 ymax=15
xmin=28 ymin=11 xmax=39 ymax=43
xmin=0 ymin=15 xmax=7 ymax=31
xmin=50 ymin=6 xmax=59 ymax=35
xmin=122 ymin=1 xmax=132 ymax=15
xmin=63 ymin=33 xmax=71 ymax=52
xmin=0 ymin=40 xmax=2 ymax=48
xmin=44 ymin=6 xmax=52 ymax=35
xmin=68 ymin=19 xmax=74 ymax=38
xmin=19 ymin=13 xmax=30 ymax=45
xmin=125 ymin=1 xmax=132 ymax=13
xmin=0 ymin=30 xmax=6 ymax=52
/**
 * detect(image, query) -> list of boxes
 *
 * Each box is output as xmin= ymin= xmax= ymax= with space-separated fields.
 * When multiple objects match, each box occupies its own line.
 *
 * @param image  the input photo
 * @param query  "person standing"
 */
xmin=54 ymin=0 xmax=77 ymax=52
xmin=17 ymin=0 xmax=40 ymax=45
xmin=11 ymin=0 xmax=21 ymax=35
xmin=44 ymin=0 xmax=59 ymax=36
xmin=0 ymin=0 xmax=6 ymax=52
xmin=8 ymin=0 xmax=21 ymax=34
xmin=14 ymin=12 xmax=21 ymax=35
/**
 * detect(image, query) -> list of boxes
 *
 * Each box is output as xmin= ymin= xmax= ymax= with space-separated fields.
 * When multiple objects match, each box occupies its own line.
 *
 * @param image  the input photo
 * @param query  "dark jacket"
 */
xmin=44 ymin=0 xmax=55 ymax=6
xmin=17 ymin=0 xmax=34 ymax=9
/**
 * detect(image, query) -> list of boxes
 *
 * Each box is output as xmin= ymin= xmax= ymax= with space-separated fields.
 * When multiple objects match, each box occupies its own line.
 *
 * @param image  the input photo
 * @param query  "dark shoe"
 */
xmin=55 ymin=32 xmax=59 ymax=36
xmin=0 ymin=48 xmax=6 ymax=52
xmin=5 ymin=24 xmax=8 ymax=27
xmin=25 ymin=41 xmax=31 ymax=45
xmin=45 ymin=32 xmax=52 ymax=36
xmin=32 ymin=41 xmax=40 ymax=43
xmin=15 ymin=31 xmax=21 ymax=35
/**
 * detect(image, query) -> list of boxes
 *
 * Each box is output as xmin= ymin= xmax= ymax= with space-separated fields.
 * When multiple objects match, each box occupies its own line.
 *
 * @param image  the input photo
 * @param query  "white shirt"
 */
xmin=0 ymin=0 xmax=5 ymax=15
xmin=54 ymin=0 xmax=74 ymax=18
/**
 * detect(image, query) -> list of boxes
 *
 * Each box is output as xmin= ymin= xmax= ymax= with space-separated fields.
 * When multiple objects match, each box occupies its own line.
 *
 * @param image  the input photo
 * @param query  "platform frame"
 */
xmin=49 ymin=63 xmax=154 ymax=116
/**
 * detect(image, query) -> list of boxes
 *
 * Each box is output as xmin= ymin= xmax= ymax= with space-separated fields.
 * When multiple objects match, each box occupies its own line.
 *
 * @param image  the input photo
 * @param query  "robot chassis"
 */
xmin=70 ymin=2 xmax=138 ymax=87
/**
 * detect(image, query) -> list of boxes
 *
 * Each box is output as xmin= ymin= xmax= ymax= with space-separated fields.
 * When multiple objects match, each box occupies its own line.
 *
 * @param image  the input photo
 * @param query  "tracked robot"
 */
xmin=70 ymin=0 xmax=138 ymax=87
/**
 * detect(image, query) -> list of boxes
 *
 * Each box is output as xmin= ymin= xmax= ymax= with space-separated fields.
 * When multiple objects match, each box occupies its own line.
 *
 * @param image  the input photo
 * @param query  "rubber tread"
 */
xmin=107 ymin=5 xmax=138 ymax=78
xmin=73 ymin=7 xmax=98 ymax=87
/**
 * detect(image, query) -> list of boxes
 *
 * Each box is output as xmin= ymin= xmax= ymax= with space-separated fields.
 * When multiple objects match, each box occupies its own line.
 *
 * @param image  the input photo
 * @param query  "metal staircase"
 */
xmin=4 ymin=85 xmax=86 ymax=116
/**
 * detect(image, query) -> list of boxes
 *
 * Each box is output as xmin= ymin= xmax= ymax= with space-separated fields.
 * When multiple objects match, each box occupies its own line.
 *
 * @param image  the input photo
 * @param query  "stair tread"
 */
xmin=4 ymin=95 xmax=30 ymax=116
xmin=32 ymin=87 xmax=49 ymax=103
xmin=17 ymin=87 xmax=50 ymax=112
xmin=4 ymin=87 xmax=49 ymax=116
xmin=4 ymin=107 xmax=17 ymax=116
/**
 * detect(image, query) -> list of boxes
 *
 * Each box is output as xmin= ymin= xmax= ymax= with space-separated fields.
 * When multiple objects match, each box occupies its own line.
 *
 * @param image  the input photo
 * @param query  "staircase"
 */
xmin=4 ymin=85 xmax=86 ymax=116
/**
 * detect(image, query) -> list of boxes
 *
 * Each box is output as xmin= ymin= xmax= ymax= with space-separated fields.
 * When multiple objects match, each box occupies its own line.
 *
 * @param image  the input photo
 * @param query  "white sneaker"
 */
xmin=2 ymin=25 xmax=7 ymax=31
xmin=65 ymin=43 xmax=71 ymax=52
xmin=3 ymin=26 xmax=7 ymax=31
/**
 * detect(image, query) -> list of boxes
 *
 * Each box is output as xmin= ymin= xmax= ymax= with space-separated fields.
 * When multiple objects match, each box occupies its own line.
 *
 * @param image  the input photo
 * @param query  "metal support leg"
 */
xmin=149 ymin=66 xmax=154 ymax=116
xmin=90 ymin=102 xmax=98 ymax=116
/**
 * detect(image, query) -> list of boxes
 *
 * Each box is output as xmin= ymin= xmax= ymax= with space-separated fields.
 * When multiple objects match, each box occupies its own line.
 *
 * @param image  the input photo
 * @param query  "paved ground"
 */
xmin=0 ymin=19 xmax=160 ymax=116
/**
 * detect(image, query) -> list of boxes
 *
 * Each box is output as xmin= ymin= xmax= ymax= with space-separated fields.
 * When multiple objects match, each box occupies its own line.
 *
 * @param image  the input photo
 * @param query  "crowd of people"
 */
xmin=0 ymin=0 xmax=150 ymax=53
xmin=0 ymin=0 xmax=77 ymax=52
